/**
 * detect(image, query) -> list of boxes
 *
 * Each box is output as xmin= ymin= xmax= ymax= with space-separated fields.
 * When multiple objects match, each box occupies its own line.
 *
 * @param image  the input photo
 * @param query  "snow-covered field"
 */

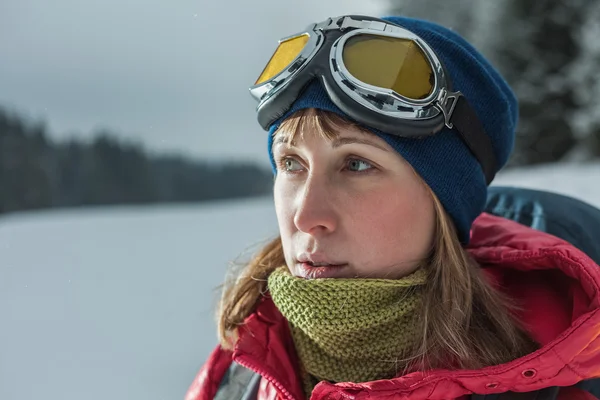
xmin=0 ymin=162 xmax=599 ymax=400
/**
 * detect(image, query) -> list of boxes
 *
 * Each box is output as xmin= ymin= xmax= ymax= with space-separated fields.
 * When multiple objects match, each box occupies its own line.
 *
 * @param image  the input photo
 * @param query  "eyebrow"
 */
xmin=331 ymin=137 xmax=390 ymax=152
xmin=273 ymin=135 xmax=293 ymax=146
xmin=273 ymin=135 xmax=389 ymax=152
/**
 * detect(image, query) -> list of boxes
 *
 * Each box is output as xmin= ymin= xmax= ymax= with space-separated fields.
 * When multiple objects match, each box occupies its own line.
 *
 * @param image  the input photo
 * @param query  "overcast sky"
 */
xmin=0 ymin=0 xmax=386 ymax=167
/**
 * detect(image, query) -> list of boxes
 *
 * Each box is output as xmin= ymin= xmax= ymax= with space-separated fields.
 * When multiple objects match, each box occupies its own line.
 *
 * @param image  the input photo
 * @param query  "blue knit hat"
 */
xmin=267 ymin=16 xmax=517 ymax=244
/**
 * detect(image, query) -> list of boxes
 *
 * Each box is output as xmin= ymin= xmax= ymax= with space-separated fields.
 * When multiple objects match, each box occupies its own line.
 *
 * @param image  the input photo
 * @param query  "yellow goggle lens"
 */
xmin=255 ymin=34 xmax=309 ymax=85
xmin=342 ymin=34 xmax=434 ymax=100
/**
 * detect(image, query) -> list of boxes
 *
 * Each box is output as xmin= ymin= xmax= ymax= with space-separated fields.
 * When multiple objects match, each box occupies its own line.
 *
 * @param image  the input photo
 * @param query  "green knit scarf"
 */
xmin=267 ymin=267 xmax=427 ymax=395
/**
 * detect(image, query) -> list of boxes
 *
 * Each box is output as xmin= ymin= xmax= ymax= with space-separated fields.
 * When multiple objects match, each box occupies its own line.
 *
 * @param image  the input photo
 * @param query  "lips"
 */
xmin=295 ymin=253 xmax=349 ymax=279
xmin=303 ymin=260 xmax=343 ymax=267
xmin=296 ymin=253 xmax=345 ymax=266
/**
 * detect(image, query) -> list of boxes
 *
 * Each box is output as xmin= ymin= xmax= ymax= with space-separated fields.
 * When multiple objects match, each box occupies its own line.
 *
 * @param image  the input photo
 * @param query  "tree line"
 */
xmin=0 ymin=107 xmax=273 ymax=214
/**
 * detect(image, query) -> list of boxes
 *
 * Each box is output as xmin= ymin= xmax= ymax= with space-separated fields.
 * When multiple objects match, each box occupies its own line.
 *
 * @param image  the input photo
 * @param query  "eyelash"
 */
xmin=275 ymin=155 xmax=376 ymax=174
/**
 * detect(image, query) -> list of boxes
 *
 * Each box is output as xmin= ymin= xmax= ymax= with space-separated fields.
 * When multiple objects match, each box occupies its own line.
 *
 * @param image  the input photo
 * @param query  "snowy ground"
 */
xmin=0 ymin=162 xmax=599 ymax=400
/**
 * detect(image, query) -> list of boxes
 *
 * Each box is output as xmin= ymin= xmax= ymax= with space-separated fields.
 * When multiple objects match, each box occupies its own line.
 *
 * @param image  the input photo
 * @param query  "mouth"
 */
xmin=295 ymin=260 xmax=349 ymax=279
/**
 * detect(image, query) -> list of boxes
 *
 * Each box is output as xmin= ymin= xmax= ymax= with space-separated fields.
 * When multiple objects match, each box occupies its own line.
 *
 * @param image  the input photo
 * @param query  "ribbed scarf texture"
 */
xmin=267 ymin=267 xmax=427 ymax=397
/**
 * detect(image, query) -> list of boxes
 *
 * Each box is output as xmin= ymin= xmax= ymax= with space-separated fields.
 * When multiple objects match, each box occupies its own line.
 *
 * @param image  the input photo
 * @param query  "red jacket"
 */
xmin=186 ymin=213 xmax=600 ymax=400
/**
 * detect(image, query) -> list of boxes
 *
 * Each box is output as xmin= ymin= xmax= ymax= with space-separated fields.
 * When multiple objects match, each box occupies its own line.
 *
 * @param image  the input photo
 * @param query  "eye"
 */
xmin=277 ymin=156 xmax=303 ymax=173
xmin=346 ymin=158 xmax=373 ymax=172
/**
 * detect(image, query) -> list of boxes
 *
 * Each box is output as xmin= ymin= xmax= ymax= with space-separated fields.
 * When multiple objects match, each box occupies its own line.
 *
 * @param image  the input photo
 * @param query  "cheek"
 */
xmin=273 ymin=179 xmax=288 ymax=227
xmin=348 ymin=183 xmax=435 ymax=264
xmin=273 ymin=177 xmax=295 ymax=254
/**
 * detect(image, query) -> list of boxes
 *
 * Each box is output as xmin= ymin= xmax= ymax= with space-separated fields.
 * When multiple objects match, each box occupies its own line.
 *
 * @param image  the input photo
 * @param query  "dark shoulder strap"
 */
xmin=214 ymin=361 xmax=261 ymax=400
xmin=471 ymin=386 xmax=560 ymax=400
xmin=577 ymin=378 xmax=600 ymax=398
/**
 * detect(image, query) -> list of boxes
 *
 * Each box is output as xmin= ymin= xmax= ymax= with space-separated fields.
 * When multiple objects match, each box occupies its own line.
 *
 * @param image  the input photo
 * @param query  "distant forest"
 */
xmin=0 ymin=107 xmax=273 ymax=214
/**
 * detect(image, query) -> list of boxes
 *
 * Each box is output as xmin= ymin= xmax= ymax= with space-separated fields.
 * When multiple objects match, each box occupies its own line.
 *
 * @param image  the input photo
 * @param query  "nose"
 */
xmin=293 ymin=173 xmax=338 ymax=235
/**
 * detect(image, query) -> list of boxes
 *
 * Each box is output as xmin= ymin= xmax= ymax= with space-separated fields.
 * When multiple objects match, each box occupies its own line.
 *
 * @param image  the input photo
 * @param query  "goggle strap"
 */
xmin=451 ymin=97 xmax=498 ymax=185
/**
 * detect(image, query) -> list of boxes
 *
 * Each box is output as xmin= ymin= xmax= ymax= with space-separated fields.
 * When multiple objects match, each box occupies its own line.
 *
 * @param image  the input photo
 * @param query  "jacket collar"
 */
xmin=232 ymin=213 xmax=600 ymax=399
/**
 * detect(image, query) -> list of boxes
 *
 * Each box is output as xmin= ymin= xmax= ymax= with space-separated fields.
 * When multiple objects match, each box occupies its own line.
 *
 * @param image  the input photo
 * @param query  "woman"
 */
xmin=186 ymin=15 xmax=600 ymax=400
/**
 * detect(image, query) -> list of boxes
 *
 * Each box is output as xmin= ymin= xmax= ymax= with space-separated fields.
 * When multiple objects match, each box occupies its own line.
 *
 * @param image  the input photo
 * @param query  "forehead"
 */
xmin=273 ymin=111 xmax=373 ymax=146
xmin=273 ymin=125 xmax=396 ymax=157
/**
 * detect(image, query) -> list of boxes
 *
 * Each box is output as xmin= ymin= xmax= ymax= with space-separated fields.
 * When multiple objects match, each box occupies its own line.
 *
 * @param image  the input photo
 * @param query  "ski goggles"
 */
xmin=249 ymin=15 xmax=497 ymax=184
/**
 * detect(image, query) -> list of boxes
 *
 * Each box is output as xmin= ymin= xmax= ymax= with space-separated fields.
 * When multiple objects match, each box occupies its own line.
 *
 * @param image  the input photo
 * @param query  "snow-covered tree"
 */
xmin=568 ymin=1 xmax=600 ymax=161
xmin=491 ymin=0 xmax=600 ymax=165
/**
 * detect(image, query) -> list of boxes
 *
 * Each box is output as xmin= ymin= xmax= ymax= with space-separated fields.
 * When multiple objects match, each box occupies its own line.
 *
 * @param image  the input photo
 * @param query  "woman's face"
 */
xmin=272 ymin=119 xmax=436 ymax=279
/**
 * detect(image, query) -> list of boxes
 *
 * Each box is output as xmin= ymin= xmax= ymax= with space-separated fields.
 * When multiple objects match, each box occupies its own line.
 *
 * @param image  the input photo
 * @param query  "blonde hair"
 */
xmin=217 ymin=109 xmax=535 ymax=370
